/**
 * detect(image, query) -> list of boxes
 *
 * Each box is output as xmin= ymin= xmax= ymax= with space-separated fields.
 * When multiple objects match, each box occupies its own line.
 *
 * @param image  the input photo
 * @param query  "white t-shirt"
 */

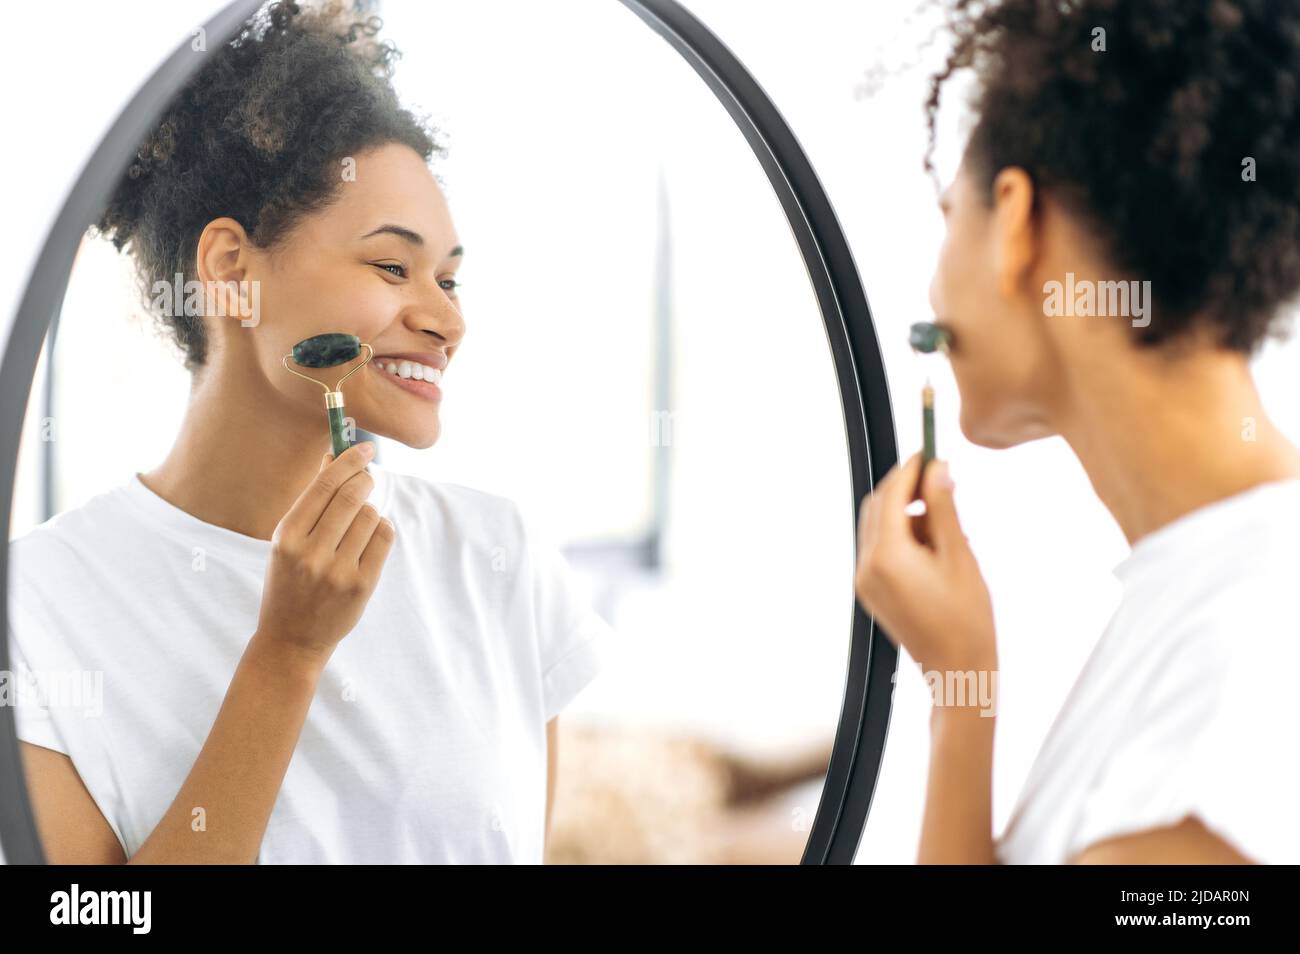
xmin=995 ymin=477 xmax=1300 ymax=864
xmin=7 ymin=460 xmax=616 ymax=863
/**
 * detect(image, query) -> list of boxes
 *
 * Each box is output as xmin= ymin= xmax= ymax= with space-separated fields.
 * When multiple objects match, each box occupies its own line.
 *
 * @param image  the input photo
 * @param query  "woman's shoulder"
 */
xmin=1127 ymin=566 xmax=1299 ymax=719
xmin=1126 ymin=482 xmax=1300 ymax=660
xmin=9 ymin=481 xmax=136 ymax=571
xmin=1171 ymin=551 xmax=1299 ymax=656
xmin=1077 ymin=560 xmax=1299 ymax=862
xmin=7 ymin=482 xmax=142 ymax=662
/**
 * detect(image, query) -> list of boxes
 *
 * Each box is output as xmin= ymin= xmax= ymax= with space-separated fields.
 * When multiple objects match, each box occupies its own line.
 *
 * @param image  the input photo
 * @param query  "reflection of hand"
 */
xmin=254 ymin=441 xmax=396 ymax=668
xmin=853 ymin=453 xmax=997 ymax=678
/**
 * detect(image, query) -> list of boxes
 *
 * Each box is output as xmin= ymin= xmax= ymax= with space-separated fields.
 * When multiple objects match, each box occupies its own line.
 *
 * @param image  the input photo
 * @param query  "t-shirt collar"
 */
xmin=122 ymin=459 xmax=392 ymax=564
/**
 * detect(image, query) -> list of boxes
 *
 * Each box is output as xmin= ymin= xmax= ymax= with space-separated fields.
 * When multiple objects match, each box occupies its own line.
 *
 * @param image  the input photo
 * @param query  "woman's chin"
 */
xmin=407 ymin=429 xmax=441 ymax=450
xmin=961 ymin=408 xmax=1054 ymax=449
xmin=353 ymin=415 xmax=441 ymax=450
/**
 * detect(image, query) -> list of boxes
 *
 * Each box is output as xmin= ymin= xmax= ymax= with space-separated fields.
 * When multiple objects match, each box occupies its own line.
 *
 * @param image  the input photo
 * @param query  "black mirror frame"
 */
xmin=0 ymin=0 xmax=898 ymax=866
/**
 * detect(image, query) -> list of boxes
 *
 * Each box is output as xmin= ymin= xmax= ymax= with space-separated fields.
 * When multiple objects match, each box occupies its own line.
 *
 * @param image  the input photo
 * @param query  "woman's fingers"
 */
xmin=277 ymin=442 xmax=375 ymax=542
xmin=859 ymin=452 xmax=921 ymax=554
xmin=858 ymin=483 xmax=880 ymax=554
xmin=919 ymin=459 xmax=966 ymax=556
xmin=336 ymin=502 xmax=382 ymax=564
xmin=358 ymin=513 xmax=396 ymax=579
xmin=309 ymin=468 xmax=376 ymax=551
xmin=872 ymin=452 xmax=925 ymax=548
xmin=857 ymin=451 xmax=927 ymax=595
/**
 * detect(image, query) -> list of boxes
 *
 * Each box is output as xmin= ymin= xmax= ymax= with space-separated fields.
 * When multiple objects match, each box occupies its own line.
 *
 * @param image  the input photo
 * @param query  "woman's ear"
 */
xmin=192 ymin=217 xmax=261 ymax=332
xmin=989 ymin=166 xmax=1038 ymax=301
xmin=195 ymin=217 xmax=253 ymax=306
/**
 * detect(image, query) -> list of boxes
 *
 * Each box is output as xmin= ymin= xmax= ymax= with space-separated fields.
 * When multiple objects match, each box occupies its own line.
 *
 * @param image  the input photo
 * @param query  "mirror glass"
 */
xmin=9 ymin=0 xmax=854 ymax=864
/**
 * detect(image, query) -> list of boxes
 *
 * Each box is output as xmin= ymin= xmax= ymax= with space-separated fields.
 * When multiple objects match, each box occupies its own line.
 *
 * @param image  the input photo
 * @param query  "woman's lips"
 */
xmin=373 ymin=350 xmax=449 ymax=371
xmin=369 ymin=361 xmax=443 ymax=402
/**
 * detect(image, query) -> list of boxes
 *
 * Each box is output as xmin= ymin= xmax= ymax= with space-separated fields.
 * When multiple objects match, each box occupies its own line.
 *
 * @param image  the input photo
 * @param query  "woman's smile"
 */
xmin=368 ymin=351 xmax=446 ymax=402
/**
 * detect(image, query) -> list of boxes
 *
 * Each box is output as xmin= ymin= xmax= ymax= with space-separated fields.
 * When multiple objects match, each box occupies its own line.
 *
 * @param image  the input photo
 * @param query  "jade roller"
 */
xmin=907 ymin=321 xmax=953 ymax=528
xmin=908 ymin=321 xmax=952 ymax=464
xmin=908 ymin=320 xmax=951 ymax=357
xmin=282 ymin=333 xmax=374 ymax=458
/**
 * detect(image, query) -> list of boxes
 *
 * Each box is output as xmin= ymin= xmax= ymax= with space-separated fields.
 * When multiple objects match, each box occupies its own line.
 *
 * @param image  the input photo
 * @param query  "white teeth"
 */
xmin=378 ymin=360 xmax=442 ymax=385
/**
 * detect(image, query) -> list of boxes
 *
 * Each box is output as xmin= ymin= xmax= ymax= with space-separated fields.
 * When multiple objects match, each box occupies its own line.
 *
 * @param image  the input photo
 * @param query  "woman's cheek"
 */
xmin=929 ymin=241 xmax=955 ymax=317
xmin=325 ymin=278 xmax=396 ymax=338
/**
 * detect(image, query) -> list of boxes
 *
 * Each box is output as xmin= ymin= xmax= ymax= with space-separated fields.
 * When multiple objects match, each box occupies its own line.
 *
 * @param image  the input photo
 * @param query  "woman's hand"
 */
xmin=854 ymin=452 xmax=996 ymax=678
xmin=254 ymin=441 xmax=396 ymax=665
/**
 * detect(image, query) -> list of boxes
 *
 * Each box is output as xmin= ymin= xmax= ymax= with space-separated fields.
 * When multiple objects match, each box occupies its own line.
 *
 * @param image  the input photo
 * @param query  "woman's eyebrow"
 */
xmin=361 ymin=223 xmax=425 ymax=245
xmin=360 ymin=225 xmax=464 ymax=262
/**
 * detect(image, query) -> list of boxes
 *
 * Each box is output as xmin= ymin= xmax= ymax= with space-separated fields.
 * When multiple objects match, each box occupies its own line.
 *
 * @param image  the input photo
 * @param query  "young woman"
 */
xmin=10 ymin=1 xmax=614 ymax=863
xmin=854 ymin=0 xmax=1300 ymax=864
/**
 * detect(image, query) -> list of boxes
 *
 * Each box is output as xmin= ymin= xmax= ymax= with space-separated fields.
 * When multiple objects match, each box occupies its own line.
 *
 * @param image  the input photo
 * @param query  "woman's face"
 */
xmin=927 ymin=156 xmax=1063 ymax=449
xmin=209 ymin=142 xmax=466 ymax=450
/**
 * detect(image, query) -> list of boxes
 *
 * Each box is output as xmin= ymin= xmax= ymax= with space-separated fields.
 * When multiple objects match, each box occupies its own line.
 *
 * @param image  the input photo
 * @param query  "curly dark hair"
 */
xmin=95 ymin=0 xmax=441 ymax=371
xmin=924 ymin=0 xmax=1300 ymax=354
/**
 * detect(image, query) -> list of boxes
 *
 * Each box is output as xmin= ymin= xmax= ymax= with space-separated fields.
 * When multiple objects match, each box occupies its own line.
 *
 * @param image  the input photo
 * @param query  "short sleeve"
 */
xmin=517 ymin=507 xmax=618 ymax=722
xmin=5 ymin=536 xmax=130 ymax=859
xmin=6 ymin=625 xmax=72 ymax=756
xmin=1070 ymin=603 xmax=1300 ymax=864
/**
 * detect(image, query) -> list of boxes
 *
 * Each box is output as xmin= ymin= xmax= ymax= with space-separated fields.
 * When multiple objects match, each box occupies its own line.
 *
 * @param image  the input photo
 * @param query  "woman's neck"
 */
xmin=1057 ymin=340 xmax=1300 ymax=547
xmin=138 ymin=357 xmax=337 ymax=542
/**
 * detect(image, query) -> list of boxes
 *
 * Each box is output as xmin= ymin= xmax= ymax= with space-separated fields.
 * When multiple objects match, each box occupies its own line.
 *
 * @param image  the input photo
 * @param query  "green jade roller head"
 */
xmin=908 ymin=320 xmax=952 ymax=356
xmin=283 ymin=333 xmax=374 ymax=459
xmin=908 ymin=322 xmax=951 ymax=466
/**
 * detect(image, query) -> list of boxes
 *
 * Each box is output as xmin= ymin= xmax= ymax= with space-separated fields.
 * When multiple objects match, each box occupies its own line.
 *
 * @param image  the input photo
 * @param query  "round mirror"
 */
xmin=0 ymin=0 xmax=896 ymax=865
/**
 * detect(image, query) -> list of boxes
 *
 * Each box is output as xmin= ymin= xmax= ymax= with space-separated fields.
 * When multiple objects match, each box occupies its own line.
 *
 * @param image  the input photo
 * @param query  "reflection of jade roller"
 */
xmin=282 ymin=333 xmax=374 ymax=458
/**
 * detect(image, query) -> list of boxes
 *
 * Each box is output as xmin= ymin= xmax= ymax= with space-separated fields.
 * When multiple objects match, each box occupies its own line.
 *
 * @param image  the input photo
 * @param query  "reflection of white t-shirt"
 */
xmin=996 ymin=477 xmax=1300 ymax=865
xmin=8 ymin=460 xmax=616 ymax=863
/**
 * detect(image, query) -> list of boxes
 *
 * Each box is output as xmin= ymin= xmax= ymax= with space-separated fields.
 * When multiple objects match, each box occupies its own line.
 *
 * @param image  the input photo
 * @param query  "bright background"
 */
xmin=4 ymin=0 xmax=1299 ymax=864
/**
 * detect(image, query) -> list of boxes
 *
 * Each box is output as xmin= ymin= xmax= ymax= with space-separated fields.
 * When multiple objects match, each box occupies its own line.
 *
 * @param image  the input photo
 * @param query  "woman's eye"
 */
xmin=374 ymin=262 xmax=407 ymax=278
xmin=439 ymin=279 xmax=461 ymax=293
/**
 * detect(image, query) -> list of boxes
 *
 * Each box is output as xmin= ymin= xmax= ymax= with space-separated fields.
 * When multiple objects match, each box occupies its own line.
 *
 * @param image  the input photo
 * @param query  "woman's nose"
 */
xmin=927 ymin=267 xmax=945 ymax=318
xmin=404 ymin=292 xmax=465 ymax=346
